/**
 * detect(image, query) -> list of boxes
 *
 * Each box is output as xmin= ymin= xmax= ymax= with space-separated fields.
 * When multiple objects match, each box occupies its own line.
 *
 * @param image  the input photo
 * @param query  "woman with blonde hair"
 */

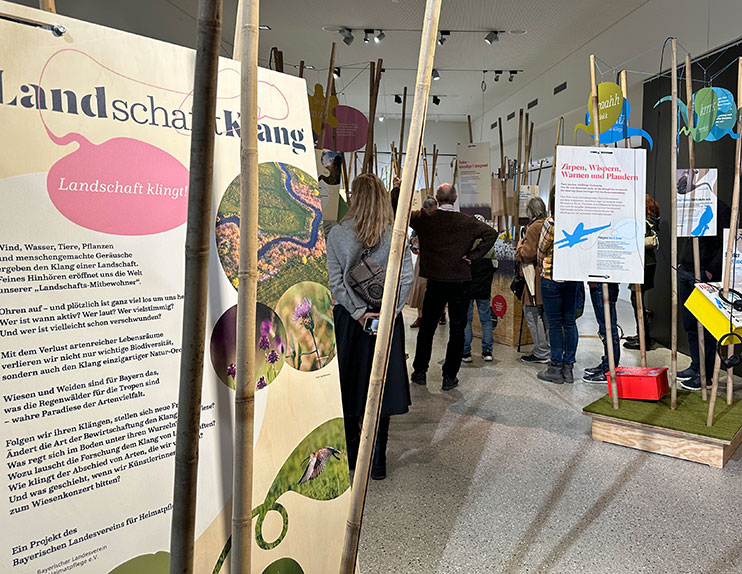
xmin=326 ymin=173 xmax=413 ymax=480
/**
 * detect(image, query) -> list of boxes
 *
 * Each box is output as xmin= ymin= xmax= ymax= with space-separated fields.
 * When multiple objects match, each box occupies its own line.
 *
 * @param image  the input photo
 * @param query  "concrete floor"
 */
xmin=358 ymin=299 xmax=742 ymax=574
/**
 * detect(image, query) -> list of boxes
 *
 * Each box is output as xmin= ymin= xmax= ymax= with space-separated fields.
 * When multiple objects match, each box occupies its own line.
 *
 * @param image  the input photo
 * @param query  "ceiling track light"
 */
xmin=494 ymin=70 xmax=502 ymax=82
xmin=333 ymin=67 xmax=341 ymax=79
xmin=438 ymin=30 xmax=450 ymax=45
xmin=394 ymin=94 xmax=402 ymax=104
xmin=509 ymin=70 xmax=517 ymax=82
xmin=363 ymin=29 xmax=374 ymax=43
xmin=339 ymin=27 xmax=354 ymax=46
xmin=484 ymin=30 xmax=499 ymax=45
xmin=432 ymin=95 xmax=441 ymax=106
xmin=378 ymin=115 xmax=384 ymax=122
xmin=375 ymin=30 xmax=385 ymax=43
xmin=432 ymin=68 xmax=440 ymax=81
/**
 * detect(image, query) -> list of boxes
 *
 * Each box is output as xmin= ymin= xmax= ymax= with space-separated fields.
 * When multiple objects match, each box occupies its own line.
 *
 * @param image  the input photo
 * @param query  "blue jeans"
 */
xmin=678 ymin=267 xmax=716 ymax=375
xmin=540 ymin=277 xmax=580 ymax=365
xmin=464 ymin=299 xmax=494 ymax=354
xmin=589 ymin=283 xmax=620 ymax=370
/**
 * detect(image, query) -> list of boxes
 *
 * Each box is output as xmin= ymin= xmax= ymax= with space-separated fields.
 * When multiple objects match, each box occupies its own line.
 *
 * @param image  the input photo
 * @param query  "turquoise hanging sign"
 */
xmin=655 ymin=86 xmax=741 ymax=142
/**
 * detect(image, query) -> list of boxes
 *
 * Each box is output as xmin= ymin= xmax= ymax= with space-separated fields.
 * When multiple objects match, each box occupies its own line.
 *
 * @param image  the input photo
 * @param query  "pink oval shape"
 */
xmin=321 ymin=105 xmax=369 ymax=152
xmin=47 ymin=135 xmax=189 ymax=236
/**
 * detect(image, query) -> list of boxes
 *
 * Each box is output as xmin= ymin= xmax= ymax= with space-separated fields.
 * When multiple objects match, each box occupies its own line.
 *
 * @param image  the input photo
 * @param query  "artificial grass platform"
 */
xmin=583 ymin=391 xmax=742 ymax=442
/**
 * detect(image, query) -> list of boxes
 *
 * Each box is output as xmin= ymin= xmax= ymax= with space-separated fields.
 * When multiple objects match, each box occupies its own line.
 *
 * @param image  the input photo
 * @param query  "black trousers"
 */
xmin=413 ymin=279 xmax=471 ymax=379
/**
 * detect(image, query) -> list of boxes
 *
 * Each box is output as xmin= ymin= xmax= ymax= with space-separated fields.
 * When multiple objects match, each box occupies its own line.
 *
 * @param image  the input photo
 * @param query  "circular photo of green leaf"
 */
xmin=275 ymin=282 xmax=336 ymax=372
xmin=209 ymin=303 xmax=286 ymax=390
xmin=215 ymin=162 xmax=329 ymax=307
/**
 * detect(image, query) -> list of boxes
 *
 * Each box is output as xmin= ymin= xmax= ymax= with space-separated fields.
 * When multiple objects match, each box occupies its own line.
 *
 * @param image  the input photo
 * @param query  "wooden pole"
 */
xmin=38 ymin=0 xmax=56 ymax=12
xmin=467 ymin=114 xmax=473 ymax=144
xmin=618 ymin=71 xmax=648 ymax=368
xmin=549 ymin=116 xmax=564 ymax=209
xmin=589 ymin=54 xmax=620 ymax=409
xmin=670 ymin=39 xmax=679 ymax=410
xmin=363 ymin=60 xmax=383 ymax=173
xmin=498 ymin=118 xmax=507 ymax=226
xmin=536 ymin=159 xmax=544 ymax=186
xmin=298 ymin=60 xmax=305 ymax=78
xmin=231 ymin=0 xmax=259 ymax=571
xmin=708 ymin=57 xmax=742 ymax=425
xmin=169 ymin=1 xmax=222 ymax=573
xmin=684 ymin=55 xmax=708 ymax=399
xmin=341 ymin=153 xmax=350 ymax=195
xmin=374 ymin=143 xmax=379 ymax=175
xmin=522 ymin=113 xmax=530 ymax=186
xmin=232 ymin=0 xmax=243 ymax=58
xmin=317 ymin=43 xmax=337 ymax=150
xmin=524 ymin=121 xmax=534 ymax=187
xmin=399 ymin=87 xmax=408 ymax=170
xmin=422 ymin=146 xmax=430 ymax=193
xmin=515 ymin=109 xmax=523 ymax=241
xmin=339 ymin=0 xmax=442 ymax=569
xmin=431 ymin=144 xmax=439 ymax=190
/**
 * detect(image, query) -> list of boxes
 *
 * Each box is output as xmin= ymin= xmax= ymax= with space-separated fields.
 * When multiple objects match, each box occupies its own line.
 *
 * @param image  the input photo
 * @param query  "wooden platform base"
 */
xmin=588 ymin=413 xmax=742 ymax=468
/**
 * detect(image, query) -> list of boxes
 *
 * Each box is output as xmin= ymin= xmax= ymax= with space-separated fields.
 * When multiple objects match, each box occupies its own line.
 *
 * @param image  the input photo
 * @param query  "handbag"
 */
xmin=510 ymin=264 xmax=526 ymax=300
xmin=346 ymin=246 xmax=386 ymax=309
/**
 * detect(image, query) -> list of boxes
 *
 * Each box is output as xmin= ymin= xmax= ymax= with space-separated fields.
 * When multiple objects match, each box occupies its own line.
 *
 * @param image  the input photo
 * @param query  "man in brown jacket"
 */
xmin=409 ymin=183 xmax=498 ymax=391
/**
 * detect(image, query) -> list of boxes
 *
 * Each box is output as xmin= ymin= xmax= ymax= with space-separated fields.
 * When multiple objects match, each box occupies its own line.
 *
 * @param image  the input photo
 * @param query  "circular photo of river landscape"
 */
xmin=215 ymin=162 xmax=329 ymax=308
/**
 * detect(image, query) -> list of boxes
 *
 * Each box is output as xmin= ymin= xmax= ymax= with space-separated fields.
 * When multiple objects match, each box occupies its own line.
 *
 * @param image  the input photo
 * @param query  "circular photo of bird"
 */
xmin=275 ymin=281 xmax=336 ymax=372
xmin=209 ymin=303 xmax=287 ymax=390
xmin=214 ymin=162 xmax=329 ymax=307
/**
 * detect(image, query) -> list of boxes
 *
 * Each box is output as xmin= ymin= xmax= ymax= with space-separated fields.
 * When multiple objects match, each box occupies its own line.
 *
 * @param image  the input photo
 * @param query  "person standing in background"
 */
xmin=407 ymin=198 xmax=437 ymax=328
xmin=516 ymin=197 xmax=550 ymax=364
xmin=326 ymin=174 xmax=413 ymax=480
xmin=409 ymin=184 xmax=498 ymax=391
xmin=463 ymin=215 xmax=497 ymax=363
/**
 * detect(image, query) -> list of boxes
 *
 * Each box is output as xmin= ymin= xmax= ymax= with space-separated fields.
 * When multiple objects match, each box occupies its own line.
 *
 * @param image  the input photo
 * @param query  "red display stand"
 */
xmin=606 ymin=367 xmax=669 ymax=401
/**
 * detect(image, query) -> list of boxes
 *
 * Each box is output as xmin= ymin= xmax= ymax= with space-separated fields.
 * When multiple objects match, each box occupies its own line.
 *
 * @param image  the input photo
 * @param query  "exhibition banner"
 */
xmin=553 ymin=145 xmax=646 ymax=283
xmin=722 ymin=229 xmax=742 ymax=292
xmin=320 ymin=105 xmax=369 ymax=152
xmin=0 ymin=3 xmax=349 ymax=574
xmin=676 ymin=168 xmax=718 ymax=237
xmin=457 ymin=142 xmax=491 ymax=218
xmin=519 ymin=185 xmax=539 ymax=218
xmin=656 ymin=86 xmax=742 ymax=142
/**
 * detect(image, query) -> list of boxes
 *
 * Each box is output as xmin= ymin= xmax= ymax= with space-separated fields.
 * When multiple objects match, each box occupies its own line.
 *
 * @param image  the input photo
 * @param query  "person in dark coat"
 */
xmin=326 ymin=173 xmax=413 ymax=480
xmin=463 ymin=215 xmax=497 ymax=362
xmin=409 ymin=183 xmax=498 ymax=391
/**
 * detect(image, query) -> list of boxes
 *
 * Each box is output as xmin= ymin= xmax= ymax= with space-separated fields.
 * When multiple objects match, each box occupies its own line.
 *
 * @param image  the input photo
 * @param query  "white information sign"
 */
xmin=456 ymin=142 xmax=491 ymax=208
xmin=553 ymin=145 xmax=646 ymax=283
xmin=677 ymin=168 xmax=718 ymax=237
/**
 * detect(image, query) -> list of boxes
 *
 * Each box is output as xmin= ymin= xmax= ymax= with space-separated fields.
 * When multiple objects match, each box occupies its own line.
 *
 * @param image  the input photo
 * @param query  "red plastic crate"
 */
xmin=606 ymin=366 xmax=669 ymax=400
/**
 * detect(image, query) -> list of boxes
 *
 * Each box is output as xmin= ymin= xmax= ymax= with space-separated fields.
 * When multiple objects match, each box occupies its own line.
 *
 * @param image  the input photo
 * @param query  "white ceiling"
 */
xmin=10 ymin=0 xmax=649 ymax=122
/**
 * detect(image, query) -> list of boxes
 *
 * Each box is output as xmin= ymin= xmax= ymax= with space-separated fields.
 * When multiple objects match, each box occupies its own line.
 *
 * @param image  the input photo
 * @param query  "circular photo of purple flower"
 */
xmin=209 ymin=303 xmax=287 ymax=390
xmin=275 ymin=282 xmax=336 ymax=372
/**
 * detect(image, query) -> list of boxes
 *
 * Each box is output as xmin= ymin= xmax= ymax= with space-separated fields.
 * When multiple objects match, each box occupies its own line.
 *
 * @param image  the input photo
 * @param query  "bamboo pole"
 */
xmin=374 ymin=143 xmax=379 ymax=175
xmin=38 ymin=0 xmax=55 ymax=12
xmin=232 ymin=0 xmax=243 ymax=58
xmin=341 ymin=153 xmax=350 ymax=195
xmin=231 ymin=0 xmax=260 ymax=571
xmin=536 ymin=159 xmax=544 ymax=186
xmin=298 ymin=60 xmax=305 ymax=78
xmin=618 ymin=71 xmax=648 ymax=368
xmin=467 ymin=114 xmax=473 ymax=143
xmin=684 ymin=55 xmax=708 ymax=399
xmin=670 ymin=39 xmax=679 ymax=410
xmin=339 ymin=0 xmax=442 ymax=569
xmin=708 ymin=56 xmax=742 ymax=425
xmin=522 ymin=113 xmax=530 ymax=186
xmin=168 ymin=1 xmax=222 ymax=573
xmin=498 ymin=118 xmax=507 ymax=227
xmin=524 ymin=121 xmax=534 ymax=187
xmin=431 ymin=144 xmax=439 ymax=190
xmin=398 ymin=87 xmax=408 ymax=170
xmin=317 ymin=43 xmax=337 ymax=150
xmin=515 ymin=109 xmax=523 ymax=242
xmin=362 ymin=60 xmax=383 ymax=173
xmin=589 ymin=54 xmax=620 ymax=409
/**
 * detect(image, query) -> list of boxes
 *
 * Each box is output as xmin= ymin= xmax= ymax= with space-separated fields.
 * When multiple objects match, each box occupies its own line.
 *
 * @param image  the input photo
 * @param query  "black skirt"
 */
xmin=333 ymin=305 xmax=411 ymax=417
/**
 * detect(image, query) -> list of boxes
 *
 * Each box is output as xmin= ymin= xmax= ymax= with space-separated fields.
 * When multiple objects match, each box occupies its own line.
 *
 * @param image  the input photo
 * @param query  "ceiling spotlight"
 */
xmin=509 ymin=70 xmax=517 ymax=82
xmin=339 ymin=27 xmax=354 ymax=46
xmin=394 ymin=94 xmax=402 ymax=104
xmin=364 ymin=29 xmax=373 ymax=43
xmin=258 ymin=25 xmax=271 ymax=31
xmin=432 ymin=95 xmax=441 ymax=106
xmin=432 ymin=68 xmax=440 ymax=81
xmin=333 ymin=67 xmax=341 ymax=79
xmin=494 ymin=70 xmax=502 ymax=82
xmin=375 ymin=30 xmax=385 ymax=43
xmin=484 ymin=31 xmax=499 ymax=45
xmin=378 ymin=115 xmax=384 ymax=122
xmin=438 ymin=30 xmax=450 ymax=45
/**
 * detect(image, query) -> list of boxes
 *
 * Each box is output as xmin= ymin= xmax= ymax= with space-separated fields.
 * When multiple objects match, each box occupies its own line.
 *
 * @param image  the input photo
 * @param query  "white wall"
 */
xmin=471 ymin=0 xmax=742 ymax=171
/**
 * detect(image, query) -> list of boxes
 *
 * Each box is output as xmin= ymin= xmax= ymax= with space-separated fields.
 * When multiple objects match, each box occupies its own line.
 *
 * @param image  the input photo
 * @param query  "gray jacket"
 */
xmin=326 ymin=219 xmax=413 ymax=320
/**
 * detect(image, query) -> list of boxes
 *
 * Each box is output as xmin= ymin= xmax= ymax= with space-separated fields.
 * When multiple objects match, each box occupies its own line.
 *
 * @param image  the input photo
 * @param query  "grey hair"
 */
xmin=526 ymin=196 xmax=547 ymax=221
xmin=435 ymin=183 xmax=457 ymax=204
xmin=422 ymin=197 xmax=437 ymax=209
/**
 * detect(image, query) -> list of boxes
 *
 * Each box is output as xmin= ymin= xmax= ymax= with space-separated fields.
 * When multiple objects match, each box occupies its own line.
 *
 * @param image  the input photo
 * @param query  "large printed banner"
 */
xmin=0 ymin=3 xmax=348 ymax=573
xmin=457 ymin=142 xmax=491 ymax=217
xmin=553 ymin=145 xmax=646 ymax=283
